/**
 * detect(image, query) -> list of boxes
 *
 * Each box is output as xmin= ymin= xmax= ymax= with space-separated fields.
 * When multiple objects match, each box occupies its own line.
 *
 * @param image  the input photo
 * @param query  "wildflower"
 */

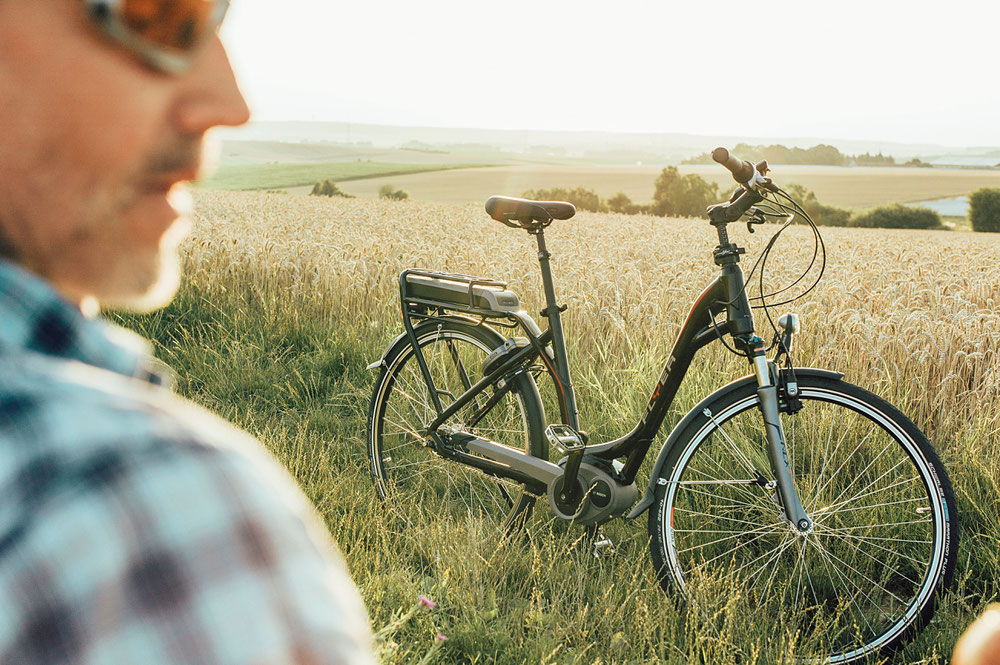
xmin=436 ymin=633 xmax=448 ymax=642
xmin=417 ymin=595 xmax=436 ymax=610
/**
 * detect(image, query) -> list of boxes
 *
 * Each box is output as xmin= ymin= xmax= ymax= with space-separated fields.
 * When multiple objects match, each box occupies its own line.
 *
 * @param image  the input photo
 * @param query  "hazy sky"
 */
xmin=221 ymin=1 xmax=997 ymax=147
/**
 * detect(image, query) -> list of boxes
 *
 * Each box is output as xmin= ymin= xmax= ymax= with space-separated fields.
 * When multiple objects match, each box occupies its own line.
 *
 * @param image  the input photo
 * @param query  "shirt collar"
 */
xmin=0 ymin=259 xmax=165 ymax=383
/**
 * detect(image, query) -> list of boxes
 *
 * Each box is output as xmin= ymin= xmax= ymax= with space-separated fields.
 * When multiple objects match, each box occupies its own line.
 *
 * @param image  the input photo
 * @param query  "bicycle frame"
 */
xmin=399 ymin=215 xmax=812 ymax=529
xmin=402 ymin=238 xmax=748 ymax=478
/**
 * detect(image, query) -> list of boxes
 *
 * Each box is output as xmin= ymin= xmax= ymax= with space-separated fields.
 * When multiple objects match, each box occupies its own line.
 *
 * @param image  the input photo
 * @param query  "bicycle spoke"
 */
xmin=808 ymin=536 xmax=879 ymax=643
xmin=816 ymin=526 xmax=923 ymax=587
xmin=809 ymin=421 xmax=878 ymax=509
xmin=816 ymin=468 xmax=918 ymax=518
xmin=825 ymin=438 xmax=897 ymax=510
xmin=812 ymin=537 xmax=909 ymax=610
xmin=672 ymin=506 xmax=776 ymax=530
xmin=676 ymin=484 xmax=772 ymax=510
xmin=682 ymin=524 xmax=786 ymax=577
xmin=676 ymin=521 xmax=784 ymax=555
xmin=808 ymin=410 xmax=860 ymax=509
xmin=818 ymin=490 xmax=925 ymax=520
xmin=812 ymin=523 xmax=932 ymax=553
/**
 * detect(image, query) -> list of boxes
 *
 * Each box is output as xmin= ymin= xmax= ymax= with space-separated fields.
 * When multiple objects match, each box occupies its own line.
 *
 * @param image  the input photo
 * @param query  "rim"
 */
xmin=661 ymin=387 xmax=946 ymax=662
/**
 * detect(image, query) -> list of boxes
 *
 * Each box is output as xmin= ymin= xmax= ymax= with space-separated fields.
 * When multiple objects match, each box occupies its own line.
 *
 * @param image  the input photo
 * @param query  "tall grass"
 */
xmin=113 ymin=191 xmax=1000 ymax=663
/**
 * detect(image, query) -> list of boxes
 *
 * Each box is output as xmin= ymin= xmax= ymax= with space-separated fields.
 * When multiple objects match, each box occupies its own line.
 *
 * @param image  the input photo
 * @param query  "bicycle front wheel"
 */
xmin=649 ymin=374 xmax=957 ymax=663
xmin=368 ymin=319 xmax=547 ymax=533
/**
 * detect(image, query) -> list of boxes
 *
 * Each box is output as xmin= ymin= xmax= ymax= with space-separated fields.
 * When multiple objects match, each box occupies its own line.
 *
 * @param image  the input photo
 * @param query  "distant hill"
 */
xmin=214 ymin=121 xmax=1000 ymax=164
xmin=219 ymin=140 xmax=595 ymax=168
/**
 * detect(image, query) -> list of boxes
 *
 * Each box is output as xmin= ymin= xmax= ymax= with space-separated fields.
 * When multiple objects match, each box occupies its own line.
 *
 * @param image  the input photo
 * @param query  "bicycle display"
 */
xmin=366 ymin=148 xmax=958 ymax=663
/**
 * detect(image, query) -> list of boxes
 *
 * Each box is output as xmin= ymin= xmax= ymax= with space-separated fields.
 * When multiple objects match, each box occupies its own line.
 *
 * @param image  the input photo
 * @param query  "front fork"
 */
xmin=750 ymin=347 xmax=812 ymax=533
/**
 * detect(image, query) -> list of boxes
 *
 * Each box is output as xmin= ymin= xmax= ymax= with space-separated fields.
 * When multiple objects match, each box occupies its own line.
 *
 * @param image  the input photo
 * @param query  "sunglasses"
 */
xmin=84 ymin=0 xmax=230 ymax=73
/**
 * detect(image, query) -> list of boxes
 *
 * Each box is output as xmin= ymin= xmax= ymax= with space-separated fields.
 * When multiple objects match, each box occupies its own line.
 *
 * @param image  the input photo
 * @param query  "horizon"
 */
xmin=216 ymin=119 xmax=999 ymax=158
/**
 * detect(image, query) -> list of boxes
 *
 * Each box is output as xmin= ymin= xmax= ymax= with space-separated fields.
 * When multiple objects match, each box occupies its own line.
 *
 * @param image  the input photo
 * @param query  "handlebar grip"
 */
xmin=712 ymin=147 xmax=756 ymax=184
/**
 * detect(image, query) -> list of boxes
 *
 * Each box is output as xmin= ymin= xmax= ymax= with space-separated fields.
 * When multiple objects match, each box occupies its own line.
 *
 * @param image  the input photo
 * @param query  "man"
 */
xmin=0 ymin=1 xmax=375 ymax=663
xmin=953 ymin=604 xmax=1000 ymax=665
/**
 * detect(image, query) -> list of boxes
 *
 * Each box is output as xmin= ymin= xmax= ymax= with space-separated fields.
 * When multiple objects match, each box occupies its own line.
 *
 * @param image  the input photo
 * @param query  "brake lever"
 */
xmin=751 ymin=160 xmax=781 ymax=193
xmin=746 ymin=207 xmax=767 ymax=234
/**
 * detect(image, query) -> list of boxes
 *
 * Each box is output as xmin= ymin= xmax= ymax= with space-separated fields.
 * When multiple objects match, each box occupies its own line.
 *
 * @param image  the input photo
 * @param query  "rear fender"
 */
xmin=365 ymin=316 xmax=500 ymax=371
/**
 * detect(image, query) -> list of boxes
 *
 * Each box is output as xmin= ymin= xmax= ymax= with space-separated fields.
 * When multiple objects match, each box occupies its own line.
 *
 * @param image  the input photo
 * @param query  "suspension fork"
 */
xmin=749 ymin=342 xmax=812 ymax=532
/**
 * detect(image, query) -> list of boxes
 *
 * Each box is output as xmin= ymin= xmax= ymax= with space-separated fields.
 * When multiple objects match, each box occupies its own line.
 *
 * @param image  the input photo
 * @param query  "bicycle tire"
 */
xmin=648 ymin=375 xmax=957 ymax=663
xmin=368 ymin=318 xmax=547 ymax=532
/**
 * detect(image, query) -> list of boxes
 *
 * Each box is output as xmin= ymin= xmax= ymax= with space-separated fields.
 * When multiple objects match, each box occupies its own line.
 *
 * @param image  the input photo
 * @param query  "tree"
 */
xmin=649 ymin=167 xmax=719 ymax=218
xmin=782 ymin=183 xmax=851 ymax=227
xmin=969 ymin=188 xmax=1000 ymax=232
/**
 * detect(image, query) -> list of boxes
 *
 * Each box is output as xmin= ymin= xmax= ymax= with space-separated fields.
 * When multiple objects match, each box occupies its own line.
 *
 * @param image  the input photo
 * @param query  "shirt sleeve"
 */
xmin=0 ymin=426 xmax=377 ymax=665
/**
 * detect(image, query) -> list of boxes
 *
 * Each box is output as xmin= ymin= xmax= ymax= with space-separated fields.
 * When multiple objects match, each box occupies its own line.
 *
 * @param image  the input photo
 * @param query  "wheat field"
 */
xmin=115 ymin=191 xmax=1000 ymax=664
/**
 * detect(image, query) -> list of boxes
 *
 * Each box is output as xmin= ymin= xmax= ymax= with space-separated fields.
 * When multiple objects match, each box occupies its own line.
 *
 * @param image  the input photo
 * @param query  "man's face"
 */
xmin=0 ymin=0 xmax=249 ymax=312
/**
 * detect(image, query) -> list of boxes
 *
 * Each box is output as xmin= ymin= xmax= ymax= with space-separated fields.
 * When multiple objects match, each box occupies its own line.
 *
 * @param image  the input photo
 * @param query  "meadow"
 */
xmin=114 ymin=191 xmax=1000 ymax=664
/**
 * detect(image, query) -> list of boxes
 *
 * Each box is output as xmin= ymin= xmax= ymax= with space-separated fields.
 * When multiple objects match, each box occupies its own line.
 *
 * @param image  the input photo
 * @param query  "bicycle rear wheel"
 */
xmin=367 ymin=319 xmax=546 ymax=532
xmin=649 ymin=374 xmax=957 ymax=663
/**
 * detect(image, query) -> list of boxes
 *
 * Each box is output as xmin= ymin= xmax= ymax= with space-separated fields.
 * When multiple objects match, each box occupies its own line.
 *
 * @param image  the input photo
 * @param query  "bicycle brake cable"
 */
xmin=712 ymin=183 xmax=827 ymax=353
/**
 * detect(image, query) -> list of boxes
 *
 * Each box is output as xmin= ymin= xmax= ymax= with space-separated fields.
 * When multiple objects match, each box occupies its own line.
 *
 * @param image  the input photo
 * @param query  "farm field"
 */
xmin=197 ymin=161 xmax=493 ymax=191
xmin=327 ymin=164 xmax=1000 ymax=210
xmin=114 ymin=191 xmax=1000 ymax=664
xmin=219 ymin=139 xmax=603 ymax=168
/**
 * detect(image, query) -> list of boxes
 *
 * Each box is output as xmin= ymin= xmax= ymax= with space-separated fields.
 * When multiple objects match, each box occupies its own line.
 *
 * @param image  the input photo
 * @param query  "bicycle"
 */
xmin=365 ymin=148 xmax=958 ymax=662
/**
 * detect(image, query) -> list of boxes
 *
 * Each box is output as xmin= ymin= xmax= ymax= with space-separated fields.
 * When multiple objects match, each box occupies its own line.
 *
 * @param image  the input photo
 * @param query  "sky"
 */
xmin=220 ymin=0 xmax=999 ymax=147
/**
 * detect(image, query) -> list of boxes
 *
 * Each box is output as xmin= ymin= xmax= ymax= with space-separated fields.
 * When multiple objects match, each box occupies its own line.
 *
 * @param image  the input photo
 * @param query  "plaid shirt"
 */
xmin=0 ymin=259 xmax=375 ymax=665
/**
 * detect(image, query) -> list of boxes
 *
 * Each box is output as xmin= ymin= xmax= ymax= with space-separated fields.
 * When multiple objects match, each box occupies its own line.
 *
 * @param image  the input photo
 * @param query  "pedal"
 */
xmin=545 ymin=424 xmax=586 ymax=455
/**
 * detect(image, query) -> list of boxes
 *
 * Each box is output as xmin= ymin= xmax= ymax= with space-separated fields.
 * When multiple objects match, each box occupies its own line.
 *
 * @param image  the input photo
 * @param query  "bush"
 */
xmin=378 ymin=184 xmax=409 ymax=201
xmin=310 ymin=180 xmax=354 ymax=198
xmin=521 ymin=186 xmax=607 ymax=213
xmin=969 ymin=188 xmax=1000 ymax=232
xmin=849 ymin=204 xmax=942 ymax=230
xmin=782 ymin=183 xmax=851 ymax=227
xmin=606 ymin=192 xmax=647 ymax=215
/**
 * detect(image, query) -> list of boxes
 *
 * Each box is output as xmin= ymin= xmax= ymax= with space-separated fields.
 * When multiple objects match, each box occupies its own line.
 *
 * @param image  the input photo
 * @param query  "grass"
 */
xmin=111 ymin=191 xmax=1000 ymax=663
xmin=332 ymin=164 xmax=1000 ymax=210
xmin=196 ymin=161 xmax=494 ymax=191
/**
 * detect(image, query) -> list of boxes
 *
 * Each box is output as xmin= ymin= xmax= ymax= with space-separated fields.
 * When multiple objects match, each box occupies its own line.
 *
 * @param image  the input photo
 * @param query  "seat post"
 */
xmin=532 ymin=229 xmax=580 ymax=430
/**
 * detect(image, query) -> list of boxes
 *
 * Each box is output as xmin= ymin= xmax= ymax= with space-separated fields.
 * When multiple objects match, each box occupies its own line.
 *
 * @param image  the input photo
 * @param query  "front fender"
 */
xmin=625 ymin=367 xmax=844 ymax=520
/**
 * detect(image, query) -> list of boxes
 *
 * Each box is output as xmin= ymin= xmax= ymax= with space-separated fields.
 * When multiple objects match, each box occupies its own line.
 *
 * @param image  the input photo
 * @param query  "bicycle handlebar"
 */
xmin=712 ymin=147 xmax=756 ymax=184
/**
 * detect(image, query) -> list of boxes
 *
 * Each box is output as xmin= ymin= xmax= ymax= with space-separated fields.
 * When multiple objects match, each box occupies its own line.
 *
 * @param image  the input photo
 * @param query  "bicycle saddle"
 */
xmin=485 ymin=196 xmax=576 ymax=224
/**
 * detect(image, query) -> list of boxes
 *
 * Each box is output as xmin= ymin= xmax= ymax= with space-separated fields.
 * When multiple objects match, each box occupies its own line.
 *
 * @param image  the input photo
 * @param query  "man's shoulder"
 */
xmin=0 ymin=350 xmax=291 ymax=522
xmin=0 ymin=355 xmax=376 ymax=665
xmin=2 ymin=349 xmax=248 ymax=448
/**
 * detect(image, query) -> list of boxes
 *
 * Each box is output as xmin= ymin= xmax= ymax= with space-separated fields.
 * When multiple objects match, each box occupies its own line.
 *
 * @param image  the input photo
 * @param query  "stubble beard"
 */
xmin=95 ymin=216 xmax=188 ymax=313
xmin=89 ymin=187 xmax=193 ymax=313
xmin=78 ymin=139 xmax=203 ymax=313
